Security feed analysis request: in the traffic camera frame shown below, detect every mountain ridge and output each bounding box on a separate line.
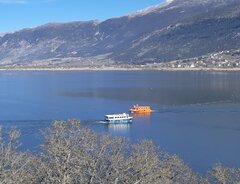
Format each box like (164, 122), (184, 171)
(1, 0), (240, 67)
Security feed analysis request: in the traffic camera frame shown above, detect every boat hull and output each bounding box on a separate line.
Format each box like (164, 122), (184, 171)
(129, 105), (151, 114)
(130, 109), (151, 113)
(105, 118), (133, 124)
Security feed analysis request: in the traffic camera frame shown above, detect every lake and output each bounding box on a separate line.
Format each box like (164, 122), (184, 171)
(0, 70), (240, 173)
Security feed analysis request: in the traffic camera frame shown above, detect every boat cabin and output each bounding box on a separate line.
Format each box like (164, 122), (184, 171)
(105, 113), (133, 124)
(129, 104), (151, 113)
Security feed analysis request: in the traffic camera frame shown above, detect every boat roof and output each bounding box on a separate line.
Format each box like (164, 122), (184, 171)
(133, 105), (150, 107)
(105, 113), (128, 117)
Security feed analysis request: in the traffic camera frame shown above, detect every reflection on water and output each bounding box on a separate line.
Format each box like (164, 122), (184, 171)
(132, 112), (151, 118)
(107, 124), (130, 133)
(61, 71), (240, 105)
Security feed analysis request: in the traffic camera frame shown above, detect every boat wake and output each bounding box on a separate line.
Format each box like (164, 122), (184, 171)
(95, 121), (108, 124)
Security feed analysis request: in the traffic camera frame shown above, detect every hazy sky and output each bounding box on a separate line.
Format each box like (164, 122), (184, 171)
(0, 0), (164, 32)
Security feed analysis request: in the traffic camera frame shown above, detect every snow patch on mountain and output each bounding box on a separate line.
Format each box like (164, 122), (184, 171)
(0, 33), (7, 37)
(128, 0), (175, 18)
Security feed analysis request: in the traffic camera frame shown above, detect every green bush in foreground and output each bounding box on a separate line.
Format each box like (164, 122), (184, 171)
(0, 120), (239, 184)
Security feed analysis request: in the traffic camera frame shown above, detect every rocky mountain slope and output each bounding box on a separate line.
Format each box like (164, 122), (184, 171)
(0, 0), (240, 67)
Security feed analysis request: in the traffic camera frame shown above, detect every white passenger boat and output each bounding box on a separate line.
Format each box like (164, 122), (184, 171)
(105, 113), (133, 124)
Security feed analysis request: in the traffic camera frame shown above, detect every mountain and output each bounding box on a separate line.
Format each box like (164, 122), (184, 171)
(0, 33), (7, 37)
(0, 0), (240, 67)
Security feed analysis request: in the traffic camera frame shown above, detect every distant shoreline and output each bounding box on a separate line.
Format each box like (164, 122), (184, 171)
(1, 67), (240, 72)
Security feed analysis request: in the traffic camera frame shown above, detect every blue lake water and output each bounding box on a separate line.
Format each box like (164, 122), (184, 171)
(0, 70), (240, 173)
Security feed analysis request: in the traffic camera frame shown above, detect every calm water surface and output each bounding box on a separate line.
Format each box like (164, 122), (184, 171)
(0, 71), (240, 173)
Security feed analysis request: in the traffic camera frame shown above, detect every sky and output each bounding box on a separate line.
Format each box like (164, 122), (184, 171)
(0, 0), (164, 33)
